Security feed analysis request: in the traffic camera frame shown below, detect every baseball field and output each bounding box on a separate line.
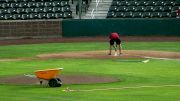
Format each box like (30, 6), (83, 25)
(0, 37), (180, 101)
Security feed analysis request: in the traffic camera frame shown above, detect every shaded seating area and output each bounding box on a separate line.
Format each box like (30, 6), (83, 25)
(0, 0), (73, 20)
(107, 0), (180, 18)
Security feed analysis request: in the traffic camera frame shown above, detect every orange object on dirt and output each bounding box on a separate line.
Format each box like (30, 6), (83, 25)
(35, 68), (63, 80)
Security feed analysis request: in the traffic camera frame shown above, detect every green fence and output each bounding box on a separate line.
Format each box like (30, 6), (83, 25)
(62, 19), (180, 37)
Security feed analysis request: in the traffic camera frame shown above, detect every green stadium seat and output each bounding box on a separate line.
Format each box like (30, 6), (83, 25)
(6, 0), (16, 2)
(150, 12), (161, 18)
(160, 12), (171, 18)
(44, 7), (54, 13)
(38, 13), (47, 19)
(55, 12), (64, 18)
(111, 1), (120, 6)
(155, 1), (164, 6)
(22, 14), (30, 19)
(124, 12), (133, 18)
(0, 0), (7, 3)
(115, 12), (124, 18)
(137, 1), (146, 6)
(11, 3), (20, 8)
(61, 1), (69, 7)
(35, 8), (44, 13)
(106, 11), (115, 18)
(0, 4), (3, 9)
(53, 7), (63, 13)
(13, 14), (22, 19)
(0, 9), (9, 14)
(153, 6), (164, 12)
(62, 6), (71, 12)
(175, 1), (180, 6)
(36, 2), (44, 7)
(120, 1), (128, 6)
(133, 12), (142, 18)
(164, 1), (175, 6)
(45, 2), (54, 7)
(28, 2), (37, 8)
(128, 1), (138, 6)
(47, 13), (56, 19)
(5, 14), (14, 19)
(142, 12), (151, 18)
(3, 3), (11, 8)
(53, 1), (62, 7)
(26, 8), (35, 13)
(163, 6), (172, 12)
(170, 12), (177, 18)
(17, 8), (26, 13)
(109, 6), (119, 12)
(126, 6), (136, 12)
(145, 1), (156, 6)
(172, 6), (180, 12)
(0, 14), (5, 20)
(118, 6), (126, 12)
(19, 2), (29, 8)
(144, 6), (154, 12)
(63, 11), (72, 18)
(8, 8), (18, 14)
(30, 13), (39, 19)
(135, 6), (145, 12)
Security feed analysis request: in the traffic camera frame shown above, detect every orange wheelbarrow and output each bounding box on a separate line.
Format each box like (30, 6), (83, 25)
(35, 68), (63, 87)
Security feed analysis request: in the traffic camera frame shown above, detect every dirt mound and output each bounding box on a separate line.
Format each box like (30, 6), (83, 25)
(0, 75), (118, 85)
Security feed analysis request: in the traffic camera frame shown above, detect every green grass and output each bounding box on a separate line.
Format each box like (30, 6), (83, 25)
(0, 42), (180, 58)
(0, 42), (180, 101)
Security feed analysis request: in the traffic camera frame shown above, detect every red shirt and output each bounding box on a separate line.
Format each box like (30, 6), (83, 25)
(178, 9), (180, 16)
(109, 32), (120, 39)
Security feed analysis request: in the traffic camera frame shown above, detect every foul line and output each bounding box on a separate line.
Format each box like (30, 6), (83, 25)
(63, 84), (180, 92)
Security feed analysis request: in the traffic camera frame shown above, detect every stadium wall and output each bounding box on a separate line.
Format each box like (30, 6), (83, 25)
(63, 19), (180, 37)
(0, 20), (62, 40)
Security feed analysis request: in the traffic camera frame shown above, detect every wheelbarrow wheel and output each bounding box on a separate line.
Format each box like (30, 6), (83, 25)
(48, 78), (62, 87)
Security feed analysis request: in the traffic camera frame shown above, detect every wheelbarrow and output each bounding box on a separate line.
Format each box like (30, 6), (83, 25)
(35, 68), (63, 87)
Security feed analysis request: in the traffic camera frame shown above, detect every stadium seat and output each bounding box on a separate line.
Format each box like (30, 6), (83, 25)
(5, 14), (14, 19)
(175, 1), (180, 6)
(0, 14), (5, 20)
(163, 6), (172, 12)
(11, 3), (20, 8)
(150, 12), (161, 18)
(13, 14), (22, 19)
(0, 0), (7, 3)
(19, 2), (29, 8)
(119, 1), (129, 6)
(30, 13), (39, 19)
(55, 12), (64, 18)
(47, 13), (56, 19)
(118, 6), (126, 12)
(128, 1), (138, 6)
(0, 9), (9, 14)
(126, 6), (136, 12)
(28, 2), (37, 8)
(145, 1), (156, 6)
(26, 8), (35, 13)
(61, 1), (69, 7)
(164, 1), (175, 6)
(135, 6), (145, 12)
(111, 1), (120, 6)
(109, 6), (119, 12)
(15, 0), (24, 2)
(35, 7), (44, 13)
(45, 2), (54, 7)
(0, 4), (3, 9)
(53, 7), (63, 13)
(142, 12), (151, 18)
(155, 1), (164, 6)
(137, 1), (146, 6)
(63, 11), (72, 18)
(6, 0), (16, 2)
(17, 8), (26, 13)
(3, 3), (11, 8)
(38, 13), (47, 19)
(44, 7), (54, 13)
(172, 6), (180, 12)
(36, 2), (44, 7)
(153, 6), (164, 12)
(144, 6), (154, 12)
(160, 12), (171, 18)
(8, 8), (18, 14)
(115, 12), (124, 18)
(133, 12), (142, 18)
(106, 11), (115, 18)
(22, 14), (30, 19)
(62, 6), (71, 12)
(171, 12), (177, 17)
(124, 12), (133, 18)
(53, 1), (61, 6)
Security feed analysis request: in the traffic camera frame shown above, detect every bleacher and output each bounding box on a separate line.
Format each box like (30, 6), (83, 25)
(107, 0), (180, 18)
(0, 0), (72, 20)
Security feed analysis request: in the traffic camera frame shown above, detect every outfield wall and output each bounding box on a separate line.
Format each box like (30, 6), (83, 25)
(63, 19), (180, 37)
